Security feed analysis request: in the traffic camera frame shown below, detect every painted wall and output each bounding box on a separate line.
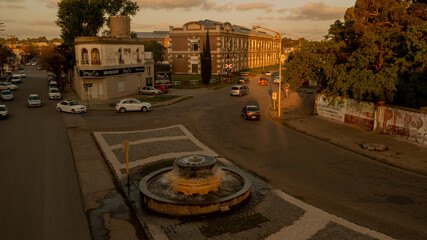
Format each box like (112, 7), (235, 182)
(316, 95), (375, 129)
(375, 105), (427, 145)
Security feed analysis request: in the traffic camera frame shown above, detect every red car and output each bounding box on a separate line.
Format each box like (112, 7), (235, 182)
(154, 85), (169, 93)
(258, 77), (268, 86)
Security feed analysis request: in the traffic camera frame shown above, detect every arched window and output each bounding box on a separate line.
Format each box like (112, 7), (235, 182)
(91, 48), (100, 64)
(81, 48), (88, 64)
(118, 48), (123, 64)
(136, 48), (141, 63)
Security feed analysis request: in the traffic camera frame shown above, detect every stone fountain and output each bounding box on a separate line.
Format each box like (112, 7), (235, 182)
(139, 155), (252, 216)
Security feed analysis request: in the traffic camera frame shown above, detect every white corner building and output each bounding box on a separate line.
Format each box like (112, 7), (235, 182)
(73, 16), (154, 100)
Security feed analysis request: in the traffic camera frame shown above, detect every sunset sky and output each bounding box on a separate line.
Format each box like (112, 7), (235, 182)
(0, 0), (355, 41)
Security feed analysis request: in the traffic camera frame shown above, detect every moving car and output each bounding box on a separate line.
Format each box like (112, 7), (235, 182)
(115, 98), (152, 113)
(0, 82), (17, 90)
(259, 77), (268, 86)
(10, 75), (21, 84)
(0, 105), (8, 119)
(56, 100), (87, 114)
(241, 105), (260, 120)
(265, 71), (272, 76)
(273, 76), (282, 84)
(48, 88), (62, 100)
(18, 71), (26, 78)
(139, 86), (162, 95)
(28, 94), (42, 107)
(231, 85), (249, 96)
(237, 77), (250, 84)
(1, 90), (13, 101)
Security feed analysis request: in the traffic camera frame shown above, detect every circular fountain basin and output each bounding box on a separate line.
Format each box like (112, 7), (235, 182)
(139, 166), (252, 216)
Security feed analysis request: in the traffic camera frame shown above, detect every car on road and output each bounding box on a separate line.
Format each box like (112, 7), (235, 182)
(139, 86), (162, 95)
(115, 98), (152, 113)
(4, 71), (12, 80)
(231, 85), (249, 96)
(48, 88), (62, 100)
(0, 82), (17, 90)
(56, 100), (87, 114)
(10, 75), (21, 84)
(36, 65), (44, 70)
(237, 77), (250, 84)
(265, 71), (272, 76)
(0, 105), (8, 119)
(259, 77), (268, 86)
(241, 105), (260, 120)
(273, 76), (282, 84)
(28, 94), (42, 107)
(0, 76), (8, 82)
(154, 85), (169, 93)
(48, 81), (58, 89)
(18, 65), (24, 70)
(1, 90), (14, 101)
(18, 71), (26, 78)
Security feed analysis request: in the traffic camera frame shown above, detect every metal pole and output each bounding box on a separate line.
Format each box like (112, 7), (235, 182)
(125, 140), (129, 186)
(278, 35), (282, 118)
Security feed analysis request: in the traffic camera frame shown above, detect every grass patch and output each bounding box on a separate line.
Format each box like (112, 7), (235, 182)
(200, 213), (269, 237)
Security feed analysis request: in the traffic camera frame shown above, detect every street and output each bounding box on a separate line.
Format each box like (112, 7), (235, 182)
(1, 68), (426, 240)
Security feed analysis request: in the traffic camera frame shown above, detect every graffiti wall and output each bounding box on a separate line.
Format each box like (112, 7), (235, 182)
(375, 106), (427, 145)
(317, 95), (376, 129)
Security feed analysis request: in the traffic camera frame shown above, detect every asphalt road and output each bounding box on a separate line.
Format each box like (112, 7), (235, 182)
(62, 77), (427, 240)
(0, 66), (91, 240)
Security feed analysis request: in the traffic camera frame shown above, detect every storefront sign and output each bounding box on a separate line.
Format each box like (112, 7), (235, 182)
(79, 66), (145, 78)
(154, 72), (171, 84)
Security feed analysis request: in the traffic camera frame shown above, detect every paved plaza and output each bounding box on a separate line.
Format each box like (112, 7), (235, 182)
(93, 125), (395, 240)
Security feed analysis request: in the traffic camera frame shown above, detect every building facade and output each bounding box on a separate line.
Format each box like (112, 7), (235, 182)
(168, 20), (280, 75)
(73, 16), (154, 100)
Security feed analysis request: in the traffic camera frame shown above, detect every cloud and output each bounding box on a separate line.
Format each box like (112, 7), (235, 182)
(26, 20), (56, 26)
(235, 2), (273, 12)
(0, 0), (25, 2)
(37, 0), (59, 8)
(257, 16), (275, 21)
(201, 1), (233, 11)
(131, 23), (155, 29)
(137, 0), (207, 9)
(278, 2), (346, 21)
(6, 4), (25, 9)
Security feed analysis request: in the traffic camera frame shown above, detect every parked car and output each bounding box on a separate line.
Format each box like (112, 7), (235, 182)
(1, 90), (13, 101)
(115, 98), (152, 113)
(265, 71), (272, 76)
(241, 105), (261, 120)
(273, 76), (282, 84)
(139, 86), (162, 95)
(0, 82), (17, 90)
(48, 81), (58, 89)
(10, 75), (21, 84)
(4, 71), (12, 80)
(18, 71), (26, 78)
(0, 104), (8, 119)
(258, 77), (268, 86)
(237, 77), (250, 84)
(28, 94), (42, 107)
(56, 100), (87, 114)
(0, 76), (7, 82)
(48, 88), (62, 100)
(154, 85), (169, 93)
(231, 85), (249, 96)
(18, 65), (24, 70)
(36, 65), (44, 70)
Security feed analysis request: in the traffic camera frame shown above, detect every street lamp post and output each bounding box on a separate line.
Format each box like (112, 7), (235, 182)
(253, 26), (282, 118)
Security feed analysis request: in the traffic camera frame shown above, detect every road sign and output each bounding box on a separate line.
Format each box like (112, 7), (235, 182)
(285, 83), (290, 88)
(272, 92), (277, 100)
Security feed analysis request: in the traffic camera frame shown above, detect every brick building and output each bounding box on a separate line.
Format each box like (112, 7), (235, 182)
(168, 19), (280, 75)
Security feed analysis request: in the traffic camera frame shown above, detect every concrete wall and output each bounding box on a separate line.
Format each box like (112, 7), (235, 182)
(316, 95), (375, 129)
(374, 105), (427, 145)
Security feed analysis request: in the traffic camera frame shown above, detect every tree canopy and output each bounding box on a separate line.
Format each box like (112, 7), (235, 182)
(284, 0), (426, 108)
(201, 31), (212, 85)
(144, 40), (166, 65)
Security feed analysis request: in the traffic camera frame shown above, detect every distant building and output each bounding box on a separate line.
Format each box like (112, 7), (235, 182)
(136, 31), (169, 63)
(168, 19), (280, 75)
(73, 16), (154, 100)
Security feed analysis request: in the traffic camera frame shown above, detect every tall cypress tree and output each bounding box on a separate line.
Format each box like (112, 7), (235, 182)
(201, 30), (212, 85)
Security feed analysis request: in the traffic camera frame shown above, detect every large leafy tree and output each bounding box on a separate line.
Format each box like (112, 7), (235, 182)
(200, 31), (212, 85)
(285, 0), (426, 107)
(144, 40), (167, 65)
(0, 44), (13, 75)
(40, 47), (66, 90)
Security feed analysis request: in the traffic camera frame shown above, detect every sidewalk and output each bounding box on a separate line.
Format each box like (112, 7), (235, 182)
(269, 89), (427, 176)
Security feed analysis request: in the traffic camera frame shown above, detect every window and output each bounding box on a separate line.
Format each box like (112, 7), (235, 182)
(146, 77), (153, 86)
(118, 48), (123, 64)
(177, 55), (183, 59)
(91, 48), (100, 64)
(136, 48), (141, 63)
(192, 64), (198, 73)
(191, 43), (199, 51)
(81, 48), (88, 64)
(118, 81), (125, 92)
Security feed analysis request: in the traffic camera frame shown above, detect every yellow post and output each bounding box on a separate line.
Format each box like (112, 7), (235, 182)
(125, 140), (129, 186)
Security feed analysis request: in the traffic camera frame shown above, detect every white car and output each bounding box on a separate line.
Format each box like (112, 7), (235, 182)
(0, 82), (17, 90)
(230, 85), (249, 96)
(265, 71), (272, 76)
(1, 90), (13, 100)
(0, 105), (8, 119)
(48, 88), (62, 100)
(56, 100), (87, 114)
(28, 94), (42, 107)
(273, 76), (282, 84)
(18, 71), (26, 78)
(115, 98), (152, 113)
(10, 75), (21, 84)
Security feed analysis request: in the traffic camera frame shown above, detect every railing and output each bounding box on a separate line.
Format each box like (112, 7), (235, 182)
(81, 60), (89, 65)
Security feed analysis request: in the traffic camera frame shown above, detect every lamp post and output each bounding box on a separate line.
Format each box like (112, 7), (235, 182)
(253, 26), (282, 118)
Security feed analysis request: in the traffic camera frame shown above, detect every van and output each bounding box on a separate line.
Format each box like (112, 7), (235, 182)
(230, 85), (249, 96)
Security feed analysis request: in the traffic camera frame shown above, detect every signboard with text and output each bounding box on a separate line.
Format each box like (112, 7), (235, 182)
(78, 66), (145, 78)
(154, 72), (171, 84)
